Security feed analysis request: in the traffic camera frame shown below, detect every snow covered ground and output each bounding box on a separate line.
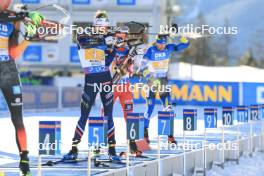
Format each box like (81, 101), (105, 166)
(0, 103), (263, 175)
(208, 153), (264, 176)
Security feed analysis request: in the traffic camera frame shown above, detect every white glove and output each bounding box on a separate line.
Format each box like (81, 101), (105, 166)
(105, 36), (115, 46)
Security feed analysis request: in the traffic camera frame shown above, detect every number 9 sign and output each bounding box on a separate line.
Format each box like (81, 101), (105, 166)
(222, 107), (233, 126)
(158, 111), (175, 135)
(88, 117), (108, 147)
(126, 113), (144, 140)
(204, 108), (217, 128)
(183, 109), (197, 131)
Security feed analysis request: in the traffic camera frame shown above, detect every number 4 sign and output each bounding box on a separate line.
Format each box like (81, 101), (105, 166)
(183, 109), (197, 131)
(158, 111), (175, 136)
(126, 113), (144, 140)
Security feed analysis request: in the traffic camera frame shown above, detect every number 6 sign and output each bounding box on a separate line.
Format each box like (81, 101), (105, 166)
(126, 113), (144, 140)
(183, 109), (197, 131)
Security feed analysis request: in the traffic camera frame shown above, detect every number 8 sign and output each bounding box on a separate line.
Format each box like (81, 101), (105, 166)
(126, 113), (144, 140)
(183, 109), (197, 131)
(222, 107), (233, 126)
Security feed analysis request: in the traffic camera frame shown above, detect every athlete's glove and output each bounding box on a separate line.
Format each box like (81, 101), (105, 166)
(28, 11), (44, 26)
(142, 68), (150, 78)
(153, 79), (161, 87)
(179, 36), (189, 44)
(114, 66), (121, 74)
(25, 23), (37, 37)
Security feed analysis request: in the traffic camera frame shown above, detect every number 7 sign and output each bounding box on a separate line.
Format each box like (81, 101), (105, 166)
(158, 111), (175, 135)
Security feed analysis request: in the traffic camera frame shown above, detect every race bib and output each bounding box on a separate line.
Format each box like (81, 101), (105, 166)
(79, 48), (106, 68)
(149, 60), (169, 73)
(0, 37), (10, 62)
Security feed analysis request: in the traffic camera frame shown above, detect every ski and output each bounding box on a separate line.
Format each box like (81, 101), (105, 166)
(41, 158), (88, 166)
(93, 158), (127, 168)
(119, 151), (150, 159)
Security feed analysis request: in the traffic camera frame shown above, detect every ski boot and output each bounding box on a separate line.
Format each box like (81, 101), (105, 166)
(168, 135), (177, 145)
(108, 146), (121, 162)
(163, 105), (173, 112)
(129, 140), (142, 157)
(63, 146), (78, 161)
(19, 151), (31, 176)
(144, 128), (150, 144)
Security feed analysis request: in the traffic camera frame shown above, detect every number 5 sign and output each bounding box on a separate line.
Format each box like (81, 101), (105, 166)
(126, 113), (144, 140)
(183, 109), (197, 131)
(222, 107), (234, 126)
(158, 111), (175, 135)
(88, 117), (107, 147)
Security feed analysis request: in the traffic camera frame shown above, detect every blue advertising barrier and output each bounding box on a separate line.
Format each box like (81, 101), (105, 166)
(131, 78), (239, 106)
(242, 82), (264, 105)
(70, 46), (80, 63)
(1, 80), (264, 111)
(21, 0), (40, 3)
(72, 0), (90, 4)
(61, 87), (82, 108)
(22, 86), (58, 109)
(23, 45), (42, 62)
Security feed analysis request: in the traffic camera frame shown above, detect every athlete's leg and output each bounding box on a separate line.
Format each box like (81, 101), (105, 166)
(118, 84), (141, 155)
(160, 92), (172, 109)
(119, 83), (133, 120)
(159, 77), (172, 109)
(64, 77), (98, 160)
(2, 83), (30, 175)
(99, 75), (117, 157)
(72, 85), (97, 146)
(159, 78), (176, 144)
(143, 89), (156, 144)
(144, 89), (156, 129)
(100, 88), (118, 117)
(2, 84), (27, 152)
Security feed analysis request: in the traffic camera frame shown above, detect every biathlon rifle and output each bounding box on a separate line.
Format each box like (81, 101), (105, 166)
(0, 4), (71, 41)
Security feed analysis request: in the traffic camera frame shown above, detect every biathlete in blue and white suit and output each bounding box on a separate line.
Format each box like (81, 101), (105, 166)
(140, 34), (190, 145)
(64, 11), (120, 161)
